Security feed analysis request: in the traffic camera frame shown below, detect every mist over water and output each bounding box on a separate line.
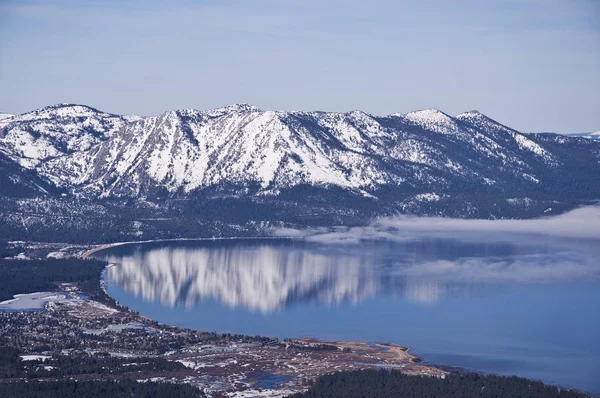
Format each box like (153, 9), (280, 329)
(98, 208), (600, 393)
(103, 238), (599, 311)
(274, 206), (600, 243)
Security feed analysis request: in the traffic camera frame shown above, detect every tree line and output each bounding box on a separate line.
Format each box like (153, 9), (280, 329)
(287, 369), (590, 398)
(0, 258), (107, 302)
(0, 379), (204, 398)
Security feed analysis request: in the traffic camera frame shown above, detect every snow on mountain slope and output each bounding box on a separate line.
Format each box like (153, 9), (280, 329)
(589, 131), (600, 140)
(536, 131), (600, 142)
(405, 108), (461, 135)
(2, 103), (598, 204)
(0, 151), (59, 197)
(0, 113), (14, 120)
(456, 110), (554, 163)
(570, 131), (600, 141)
(73, 108), (401, 197)
(397, 109), (551, 175)
(0, 104), (130, 168)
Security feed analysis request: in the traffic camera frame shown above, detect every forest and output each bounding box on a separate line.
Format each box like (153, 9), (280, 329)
(0, 379), (204, 398)
(0, 347), (187, 379)
(0, 257), (106, 301)
(0, 347), (204, 397)
(288, 369), (590, 398)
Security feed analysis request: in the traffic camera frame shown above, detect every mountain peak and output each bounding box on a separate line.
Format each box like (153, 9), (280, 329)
(43, 103), (99, 112)
(203, 103), (261, 117)
(221, 103), (261, 113)
(457, 109), (483, 117)
(347, 110), (375, 120)
(23, 103), (112, 120)
(454, 110), (516, 134)
(405, 108), (452, 120)
(403, 108), (458, 134)
(406, 107), (445, 114)
(455, 110), (492, 121)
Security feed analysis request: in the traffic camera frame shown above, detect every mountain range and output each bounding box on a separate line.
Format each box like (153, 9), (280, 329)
(554, 131), (600, 140)
(1, 103), (599, 243)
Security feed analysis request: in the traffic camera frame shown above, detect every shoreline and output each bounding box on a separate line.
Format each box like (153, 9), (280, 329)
(82, 238), (443, 389)
(79, 238), (597, 397)
(1, 283), (448, 396)
(84, 239), (424, 360)
(81, 236), (293, 259)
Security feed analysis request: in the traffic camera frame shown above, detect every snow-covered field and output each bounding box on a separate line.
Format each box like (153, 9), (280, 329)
(84, 323), (151, 335)
(20, 354), (51, 361)
(0, 292), (78, 311)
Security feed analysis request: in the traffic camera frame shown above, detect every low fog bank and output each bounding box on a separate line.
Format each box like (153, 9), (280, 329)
(397, 252), (598, 285)
(273, 206), (600, 244)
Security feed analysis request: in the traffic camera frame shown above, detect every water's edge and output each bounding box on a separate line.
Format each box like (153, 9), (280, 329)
(86, 238), (598, 396)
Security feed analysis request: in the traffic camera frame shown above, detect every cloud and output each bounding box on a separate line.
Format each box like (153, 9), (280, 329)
(270, 206), (600, 296)
(273, 206), (600, 244)
(398, 251), (598, 284)
(99, 207), (600, 311)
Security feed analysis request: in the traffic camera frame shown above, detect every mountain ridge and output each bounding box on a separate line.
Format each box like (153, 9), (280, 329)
(1, 103), (599, 243)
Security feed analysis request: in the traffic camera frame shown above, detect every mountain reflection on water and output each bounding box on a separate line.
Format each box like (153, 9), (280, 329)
(102, 238), (600, 313)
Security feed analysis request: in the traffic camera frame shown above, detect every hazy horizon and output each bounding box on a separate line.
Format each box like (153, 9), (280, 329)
(1, 0), (599, 133)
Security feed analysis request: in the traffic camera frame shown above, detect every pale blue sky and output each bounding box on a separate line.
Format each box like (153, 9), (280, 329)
(0, 0), (598, 132)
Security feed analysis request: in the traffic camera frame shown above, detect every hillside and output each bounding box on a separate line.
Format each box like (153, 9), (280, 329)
(1, 104), (599, 242)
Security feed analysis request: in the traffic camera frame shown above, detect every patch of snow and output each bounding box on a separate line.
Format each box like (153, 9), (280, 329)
(228, 389), (298, 398)
(512, 132), (551, 159)
(404, 108), (460, 135)
(506, 197), (533, 206)
(20, 355), (51, 361)
(47, 251), (67, 259)
(414, 193), (441, 202)
(176, 359), (210, 370)
(455, 110), (487, 119)
(5, 252), (30, 260)
(521, 173), (540, 183)
(85, 300), (119, 313)
(580, 131), (600, 140)
(0, 292), (69, 311)
(84, 323), (149, 335)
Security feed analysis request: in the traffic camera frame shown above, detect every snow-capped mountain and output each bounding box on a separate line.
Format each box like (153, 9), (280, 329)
(0, 104), (137, 169)
(1, 103), (599, 242)
(539, 131), (600, 141)
(0, 104), (571, 195)
(570, 131), (600, 141)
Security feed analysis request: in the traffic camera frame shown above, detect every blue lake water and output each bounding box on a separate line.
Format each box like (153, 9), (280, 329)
(96, 237), (600, 393)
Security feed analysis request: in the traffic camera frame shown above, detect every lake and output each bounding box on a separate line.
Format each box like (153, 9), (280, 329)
(96, 236), (600, 393)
